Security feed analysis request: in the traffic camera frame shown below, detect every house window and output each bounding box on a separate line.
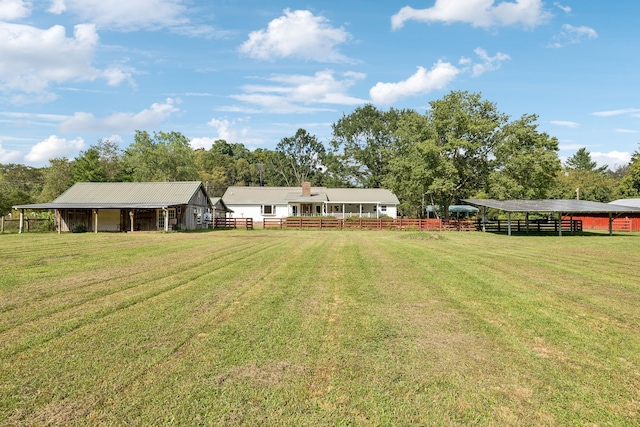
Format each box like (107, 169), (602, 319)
(381, 205), (387, 212)
(261, 205), (276, 215)
(158, 208), (176, 228)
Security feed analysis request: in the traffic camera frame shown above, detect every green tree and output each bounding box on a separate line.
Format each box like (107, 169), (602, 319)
(488, 114), (561, 199)
(274, 129), (326, 186)
(384, 111), (439, 216)
(73, 147), (107, 182)
(617, 145), (640, 197)
(0, 164), (44, 206)
(330, 104), (407, 187)
(565, 147), (608, 173)
(426, 91), (508, 216)
(552, 169), (618, 202)
(122, 131), (199, 182)
(38, 158), (75, 202)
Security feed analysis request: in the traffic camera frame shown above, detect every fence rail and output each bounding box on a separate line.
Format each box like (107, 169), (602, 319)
(262, 217), (477, 231)
(479, 219), (582, 233)
(214, 218), (253, 230)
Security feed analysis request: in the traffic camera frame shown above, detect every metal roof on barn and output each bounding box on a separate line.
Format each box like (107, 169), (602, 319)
(13, 181), (208, 210)
(462, 199), (640, 214)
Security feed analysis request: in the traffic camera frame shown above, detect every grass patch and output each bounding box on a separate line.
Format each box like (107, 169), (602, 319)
(1, 230), (639, 425)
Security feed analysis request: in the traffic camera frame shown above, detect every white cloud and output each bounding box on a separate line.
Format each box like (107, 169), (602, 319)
(554, 2), (571, 13)
(240, 9), (352, 62)
(0, 0), (31, 20)
(370, 61), (460, 104)
(391, 0), (552, 30)
(24, 135), (84, 164)
(189, 136), (218, 150)
(59, 98), (180, 133)
(206, 118), (249, 144)
(227, 70), (366, 114)
(0, 22), (132, 98)
(0, 142), (22, 163)
(551, 120), (580, 128)
(469, 47), (510, 76)
(591, 151), (631, 169)
(50, 0), (188, 31)
(48, 0), (66, 14)
(615, 129), (640, 134)
(549, 24), (598, 48)
(592, 108), (640, 117)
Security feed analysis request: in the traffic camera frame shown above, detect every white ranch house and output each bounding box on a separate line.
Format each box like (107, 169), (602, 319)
(222, 182), (399, 222)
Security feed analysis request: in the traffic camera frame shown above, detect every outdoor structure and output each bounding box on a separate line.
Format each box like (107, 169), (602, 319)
(13, 181), (213, 233)
(566, 199), (640, 232)
(222, 183), (400, 222)
(209, 197), (233, 220)
(463, 199), (640, 236)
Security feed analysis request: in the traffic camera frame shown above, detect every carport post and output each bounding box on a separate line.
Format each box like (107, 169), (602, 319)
(609, 212), (613, 236)
(558, 212), (562, 236)
(507, 212), (512, 236)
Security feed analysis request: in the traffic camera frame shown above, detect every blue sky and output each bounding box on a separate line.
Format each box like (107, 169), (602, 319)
(1, 0), (639, 169)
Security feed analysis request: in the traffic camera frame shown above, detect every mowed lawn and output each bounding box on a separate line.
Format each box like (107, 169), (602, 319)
(1, 230), (640, 426)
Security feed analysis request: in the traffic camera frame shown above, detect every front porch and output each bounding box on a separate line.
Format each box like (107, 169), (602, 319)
(288, 202), (390, 218)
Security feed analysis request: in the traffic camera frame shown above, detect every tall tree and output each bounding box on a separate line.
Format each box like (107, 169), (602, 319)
(565, 147), (608, 173)
(73, 147), (107, 182)
(617, 144), (640, 197)
(330, 104), (407, 187)
(488, 114), (561, 199)
(38, 158), (75, 202)
(274, 129), (326, 186)
(427, 91), (508, 215)
(384, 111), (439, 216)
(122, 131), (199, 182)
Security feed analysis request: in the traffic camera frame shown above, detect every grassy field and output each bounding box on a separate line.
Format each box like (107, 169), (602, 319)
(1, 229), (639, 426)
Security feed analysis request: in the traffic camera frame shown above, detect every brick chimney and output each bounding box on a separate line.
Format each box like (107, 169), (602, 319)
(302, 182), (311, 197)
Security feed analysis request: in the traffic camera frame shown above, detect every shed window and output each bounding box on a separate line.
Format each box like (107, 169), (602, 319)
(158, 208), (176, 228)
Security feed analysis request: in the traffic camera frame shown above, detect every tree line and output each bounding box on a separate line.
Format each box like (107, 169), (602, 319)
(2, 91), (640, 217)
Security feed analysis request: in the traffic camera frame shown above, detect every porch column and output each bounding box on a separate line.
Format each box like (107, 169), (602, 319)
(359, 204), (362, 217)
(376, 203), (380, 219)
(94, 209), (98, 233)
(164, 208), (169, 232)
(130, 211), (134, 232)
(19, 209), (24, 234)
(507, 212), (512, 236)
(342, 204), (345, 219)
(1, 215), (4, 233)
(56, 209), (61, 234)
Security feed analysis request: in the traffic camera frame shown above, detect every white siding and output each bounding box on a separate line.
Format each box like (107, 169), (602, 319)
(227, 204), (288, 222)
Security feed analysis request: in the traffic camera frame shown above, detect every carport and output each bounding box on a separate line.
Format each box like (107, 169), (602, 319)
(462, 199), (640, 236)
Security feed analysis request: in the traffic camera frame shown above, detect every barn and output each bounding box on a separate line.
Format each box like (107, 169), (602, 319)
(13, 181), (213, 233)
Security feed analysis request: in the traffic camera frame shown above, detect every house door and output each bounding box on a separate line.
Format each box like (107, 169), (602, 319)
(301, 204), (312, 216)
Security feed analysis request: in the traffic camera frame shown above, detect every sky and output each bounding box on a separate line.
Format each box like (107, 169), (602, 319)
(1, 0), (639, 170)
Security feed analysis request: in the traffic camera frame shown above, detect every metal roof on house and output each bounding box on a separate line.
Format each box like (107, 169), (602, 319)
(222, 186), (400, 205)
(14, 181), (208, 210)
(463, 199), (640, 214)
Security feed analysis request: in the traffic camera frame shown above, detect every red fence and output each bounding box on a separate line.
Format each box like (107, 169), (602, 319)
(262, 217), (476, 231)
(564, 216), (640, 232)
